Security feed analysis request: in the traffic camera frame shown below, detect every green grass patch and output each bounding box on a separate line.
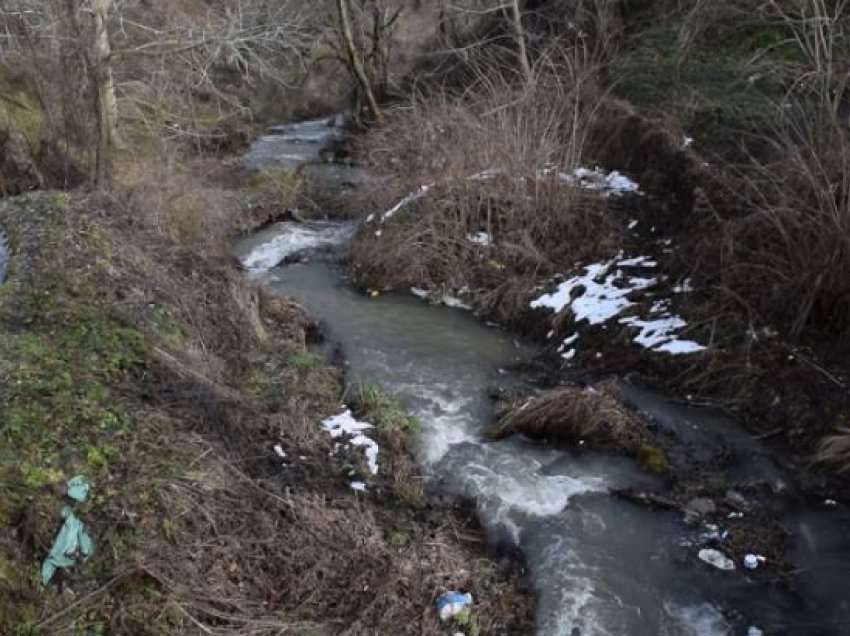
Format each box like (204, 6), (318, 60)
(349, 383), (419, 438)
(0, 316), (146, 489)
(614, 20), (793, 151)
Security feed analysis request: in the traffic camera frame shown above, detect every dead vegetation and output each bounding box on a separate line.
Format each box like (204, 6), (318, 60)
(0, 189), (532, 634)
(345, 0), (850, 477)
(494, 381), (651, 455)
(350, 41), (631, 324)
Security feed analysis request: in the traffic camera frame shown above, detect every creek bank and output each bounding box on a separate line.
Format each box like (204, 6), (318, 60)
(252, 111), (850, 632)
(237, 215), (850, 635)
(0, 184), (531, 632)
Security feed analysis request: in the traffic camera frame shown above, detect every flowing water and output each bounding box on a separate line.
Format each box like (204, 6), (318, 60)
(234, 119), (850, 636)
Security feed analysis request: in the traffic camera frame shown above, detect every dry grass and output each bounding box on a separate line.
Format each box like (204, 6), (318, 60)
(817, 428), (850, 473)
(350, 48), (629, 324)
(0, 190), (532, 635)
(494, 381), (649, 452)
(696, 1), (850, 339)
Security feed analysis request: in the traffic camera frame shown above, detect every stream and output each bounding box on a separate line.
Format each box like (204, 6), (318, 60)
(234, 118), (850, 636)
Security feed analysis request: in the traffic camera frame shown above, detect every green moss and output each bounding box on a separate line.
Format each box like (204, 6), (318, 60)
(614, 21), (792, 150)
(0, 85), (45, 146)
(287, 351), (323, 371)
(0, 315), (146, 523)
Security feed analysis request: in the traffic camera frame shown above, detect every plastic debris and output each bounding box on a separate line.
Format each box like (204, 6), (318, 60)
(698, 548), (736, 571)
(41, 507), (95, 584)
(748, 627), (765, 636)
(744, 554), (767, 570)
(436, 591), (473, 621)
(66, 475), (90, 502)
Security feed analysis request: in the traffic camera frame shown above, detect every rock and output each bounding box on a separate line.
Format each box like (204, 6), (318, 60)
(724, 489), (751, 511)
(684, 497), (716, 523)
(698, 548), (736, 571)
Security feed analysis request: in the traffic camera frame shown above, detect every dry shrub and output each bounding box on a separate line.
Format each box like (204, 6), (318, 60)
(700, 0), (850, 339)
(351, 48), (629, 324)
(494, 381), (648, 452)
(141, 444), (530, 636)
(116, 158), (237, 250)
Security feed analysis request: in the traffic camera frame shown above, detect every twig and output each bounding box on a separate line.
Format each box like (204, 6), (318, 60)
(36, 572), (130, 628)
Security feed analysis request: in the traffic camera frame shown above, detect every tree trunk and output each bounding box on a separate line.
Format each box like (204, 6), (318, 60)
(336, 0), (382, 123)
(91, 0), (118, 186)
(510, 0), (532, 84)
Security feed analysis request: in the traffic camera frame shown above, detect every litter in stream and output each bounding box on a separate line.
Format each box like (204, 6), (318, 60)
(698, 548), (736, 571)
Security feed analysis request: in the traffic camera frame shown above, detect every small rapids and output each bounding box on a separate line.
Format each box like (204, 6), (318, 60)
(233, 118), (850, 636)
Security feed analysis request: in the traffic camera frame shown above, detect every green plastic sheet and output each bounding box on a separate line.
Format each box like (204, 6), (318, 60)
(41, 476), (94, 584)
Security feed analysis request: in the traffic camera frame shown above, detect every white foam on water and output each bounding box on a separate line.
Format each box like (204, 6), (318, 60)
(535, 535), (611, 636)
(460, 449), (608, 519)
(238, 222), (353, 272)
(662, 602), (731, 636)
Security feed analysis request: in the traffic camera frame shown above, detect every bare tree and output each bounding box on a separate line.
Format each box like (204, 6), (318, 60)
(509, 0), (532, 84)
(336, 0), (382, 122)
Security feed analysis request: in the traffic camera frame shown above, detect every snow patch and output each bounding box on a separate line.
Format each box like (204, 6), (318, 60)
(369, 184), (433, 224)
(321, 409), (379, 475)
(532, 255), (705, 356)
(559, 167), (642, 196)
(530, 259), (656, 323)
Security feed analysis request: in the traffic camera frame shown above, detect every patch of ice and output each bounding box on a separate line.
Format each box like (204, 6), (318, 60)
(467, 231), (492, 247)
(321, 409), (379, 475)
